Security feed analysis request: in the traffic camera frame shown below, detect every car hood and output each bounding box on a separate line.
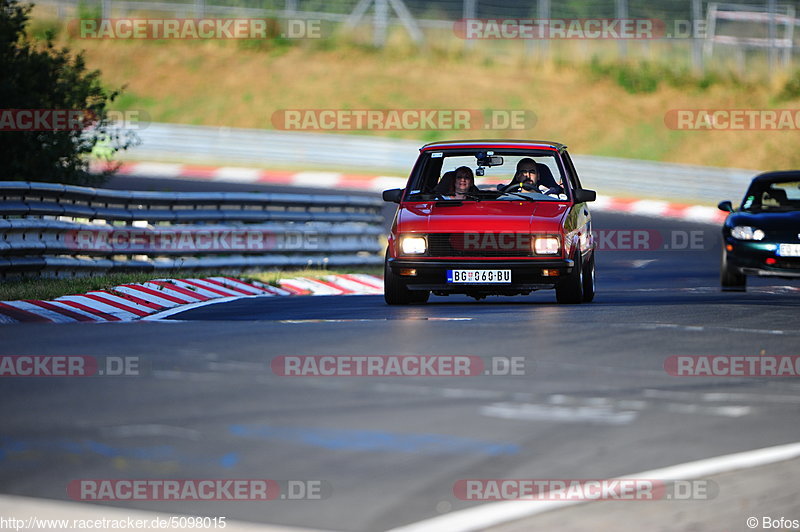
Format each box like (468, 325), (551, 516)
(728, 210), (800, 232)
(397, 201), (568, 233)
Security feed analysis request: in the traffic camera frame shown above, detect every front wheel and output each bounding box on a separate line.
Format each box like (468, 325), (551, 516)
(556, 251), (584, 304)
(721, 249), (746, 292)
(384, 256), (430, 305)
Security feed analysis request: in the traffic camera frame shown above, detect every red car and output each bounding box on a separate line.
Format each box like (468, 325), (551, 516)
(382, 140), (597, 304)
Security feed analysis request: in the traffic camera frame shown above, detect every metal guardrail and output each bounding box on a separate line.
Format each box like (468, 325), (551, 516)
(127, 122), (759, 204)
(0, 182), (384, 279)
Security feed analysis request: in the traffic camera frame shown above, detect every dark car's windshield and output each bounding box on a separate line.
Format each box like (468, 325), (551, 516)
(406, 150), (569, 202)
(741, 179), (800, 212)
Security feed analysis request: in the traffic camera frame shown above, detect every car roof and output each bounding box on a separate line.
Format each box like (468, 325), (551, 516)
(420, 140), (567, 153)
(751, 170), (800, 183)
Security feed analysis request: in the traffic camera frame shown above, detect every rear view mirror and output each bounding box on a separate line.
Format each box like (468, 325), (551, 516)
(717, 200), (733, 212)
(476, 155), (503, 167)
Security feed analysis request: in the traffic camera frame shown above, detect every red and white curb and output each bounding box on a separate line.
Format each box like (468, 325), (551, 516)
(102, 161), (728, 225)
(0, 274), (383, 324)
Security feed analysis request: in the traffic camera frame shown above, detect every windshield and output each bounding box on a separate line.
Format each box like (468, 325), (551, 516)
(406, 150), (569, 202)
(741, 179), (800, 211)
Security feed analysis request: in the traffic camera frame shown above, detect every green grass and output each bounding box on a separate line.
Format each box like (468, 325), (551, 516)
(0, 268), (383, 302)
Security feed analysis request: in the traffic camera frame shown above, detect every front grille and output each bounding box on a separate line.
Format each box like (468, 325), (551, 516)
(426, 233), (535, 257)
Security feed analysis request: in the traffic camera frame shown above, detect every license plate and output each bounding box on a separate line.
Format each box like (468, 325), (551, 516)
(778, 244), (800, 257)
(447, 269), (511, 283)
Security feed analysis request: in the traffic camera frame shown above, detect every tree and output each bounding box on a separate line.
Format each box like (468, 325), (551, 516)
(0, 0), (136, 185)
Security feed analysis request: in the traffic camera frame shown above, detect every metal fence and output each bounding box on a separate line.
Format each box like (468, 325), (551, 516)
(34, 0), (800, 75)
(0, 182), (384, 279)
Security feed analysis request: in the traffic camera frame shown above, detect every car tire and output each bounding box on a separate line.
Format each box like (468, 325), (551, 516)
(384, 254), (430, 305)
(720, 249), (746, 292)
(556, 250), (584, 304)
(582, 251), (595, 303)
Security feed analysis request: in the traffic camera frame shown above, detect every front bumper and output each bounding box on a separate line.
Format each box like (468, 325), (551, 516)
(388, 258), (575, 293)
(725, 240), (800, 279)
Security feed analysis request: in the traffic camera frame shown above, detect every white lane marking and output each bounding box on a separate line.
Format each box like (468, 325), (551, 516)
(630, 259), (658, 268)
(323, 275), (382, 295)
(128, 162), (184, 177)
(291, 171), (342, 187)
(644, 389), (800, 404)
(480, 402), (638, 425)
(180, 278), (251, 296)
(140, 282), (205, 302)
(113, 285), (182, 308)
(386, 441), (800, 532)
(368, 176), (407, 192)
(0, 493), (327, 532)
(37, 299), (105, 321)
(664, 403), (752, 417)
(56, 295), (139, 320)
(142, 295), (259, 320)
(213, 167), (262, 182)
(613, 322), (791, 336)
(0, 301), (78, 323)
(346, 274), (385, 290)
(278, 278), (343, 295)
(207, 276), (282, 295)
(682, 205), (723, 222)
(101, 424), (202, 440)
(628, 200), (670, 215)
(85, 291), (158, 314)
(161, 279), (231, 299)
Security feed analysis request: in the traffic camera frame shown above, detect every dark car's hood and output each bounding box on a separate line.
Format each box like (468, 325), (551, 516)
(728, 210), (800, 233)
(397, 201), (568, 233)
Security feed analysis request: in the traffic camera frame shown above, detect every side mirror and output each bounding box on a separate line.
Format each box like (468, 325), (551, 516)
(573, 189), (596, 203)
(717, 200), (733, 212)
(382, 188), (403, 203)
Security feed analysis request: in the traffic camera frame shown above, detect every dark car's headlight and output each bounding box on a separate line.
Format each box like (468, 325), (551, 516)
(400, 235), (427, 254)
(731, 226), (765, 241)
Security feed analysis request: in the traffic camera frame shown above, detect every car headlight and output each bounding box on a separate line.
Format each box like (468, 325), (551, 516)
(400, 235), (427, 254)
(731, 226), (765, 241)
(533, 236), (560, 255)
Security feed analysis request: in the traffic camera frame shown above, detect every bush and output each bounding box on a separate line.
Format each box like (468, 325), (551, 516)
(588, 57), (719, 94)
(0, 0), (136, 185)
(777, 70), (800, 101)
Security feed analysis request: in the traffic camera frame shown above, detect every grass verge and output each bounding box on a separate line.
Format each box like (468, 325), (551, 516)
(0, 268), (383, 302)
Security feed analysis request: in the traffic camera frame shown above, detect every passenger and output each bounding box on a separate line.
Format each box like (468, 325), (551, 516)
(434, 166), (479, 199)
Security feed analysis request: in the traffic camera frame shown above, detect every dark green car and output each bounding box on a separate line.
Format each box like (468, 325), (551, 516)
(718, 171), (800, 291)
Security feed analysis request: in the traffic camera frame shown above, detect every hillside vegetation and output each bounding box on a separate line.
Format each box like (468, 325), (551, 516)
(30, 12), (800, 171)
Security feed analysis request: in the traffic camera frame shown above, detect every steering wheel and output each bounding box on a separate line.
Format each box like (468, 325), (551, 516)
(503, 183), (537, 193)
